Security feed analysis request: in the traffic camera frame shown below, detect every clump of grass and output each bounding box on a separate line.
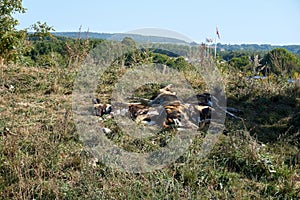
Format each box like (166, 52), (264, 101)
(224, 67), (300, 144)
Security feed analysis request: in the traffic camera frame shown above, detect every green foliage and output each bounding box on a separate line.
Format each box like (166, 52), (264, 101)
(220, 48), (300, 76)
(35, 52), (64, 67)
(0, 0), (28, 64)
(27, 36), (67, 67)
(262, 48), (300, 75)
(0, 30), (32, 64)
(24, 35), (104, 67)
(30, 21), (55, 40)
(0, 1), (62, 66)
(0, 0), (25, 32)
(151, 52), (189, 70)
(0, 1), (55, 65)
(152, 53), (170, 64)
(121, 36), (136, 48)
(229, 55), (250, 70)
(174, 56), (189, 70)
(218, 43), (300, 55)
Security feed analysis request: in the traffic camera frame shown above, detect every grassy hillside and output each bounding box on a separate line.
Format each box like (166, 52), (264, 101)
(0, 56), (299, 199)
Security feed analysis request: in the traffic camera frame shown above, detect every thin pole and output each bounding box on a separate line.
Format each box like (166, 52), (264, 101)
(207, 43), (210, 57)
(214, 37), (217, 59)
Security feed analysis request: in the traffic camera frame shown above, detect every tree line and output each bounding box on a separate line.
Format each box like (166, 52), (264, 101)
(1, 0), (300, 79)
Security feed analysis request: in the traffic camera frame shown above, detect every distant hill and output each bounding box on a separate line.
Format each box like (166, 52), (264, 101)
(52, 32), (300, 55)
(52, 32), (190, 44)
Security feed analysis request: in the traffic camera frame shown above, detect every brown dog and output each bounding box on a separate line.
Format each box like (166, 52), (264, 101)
(92, 98), (112, 117)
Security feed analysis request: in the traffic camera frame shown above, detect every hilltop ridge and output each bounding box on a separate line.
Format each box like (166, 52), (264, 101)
(52, 32), (300, 54)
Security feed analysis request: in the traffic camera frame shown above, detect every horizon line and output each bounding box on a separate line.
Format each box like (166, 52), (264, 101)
(50, 31), (300, 46)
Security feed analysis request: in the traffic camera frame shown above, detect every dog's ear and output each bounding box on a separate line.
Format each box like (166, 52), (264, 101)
(94, 106), (104, 116)
(92, 98), (100, 104)
(105, 104), (112, 114)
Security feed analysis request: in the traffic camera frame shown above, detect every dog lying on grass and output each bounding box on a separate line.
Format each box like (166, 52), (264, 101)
(115, 84), (213, 130)
(93, 84), (213, 130)
(92, 98), (112, 119)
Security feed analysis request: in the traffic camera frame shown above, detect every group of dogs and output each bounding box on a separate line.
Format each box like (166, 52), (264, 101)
(92, 84), (214, 131)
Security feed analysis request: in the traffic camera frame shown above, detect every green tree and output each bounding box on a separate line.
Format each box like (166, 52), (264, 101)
(121, 37), (136, 48)
(0, 1), (55, 65)
(262, 48), (300, 75)
(174, 57), (189, 70)
(30, 21), (55, 40)
(0, 0), (28, 64)
(229, 55), (251, 70)
(27, 21), (61, 67)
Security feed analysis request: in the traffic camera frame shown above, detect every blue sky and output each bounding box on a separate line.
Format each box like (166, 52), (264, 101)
(16, 0), (300, 45)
